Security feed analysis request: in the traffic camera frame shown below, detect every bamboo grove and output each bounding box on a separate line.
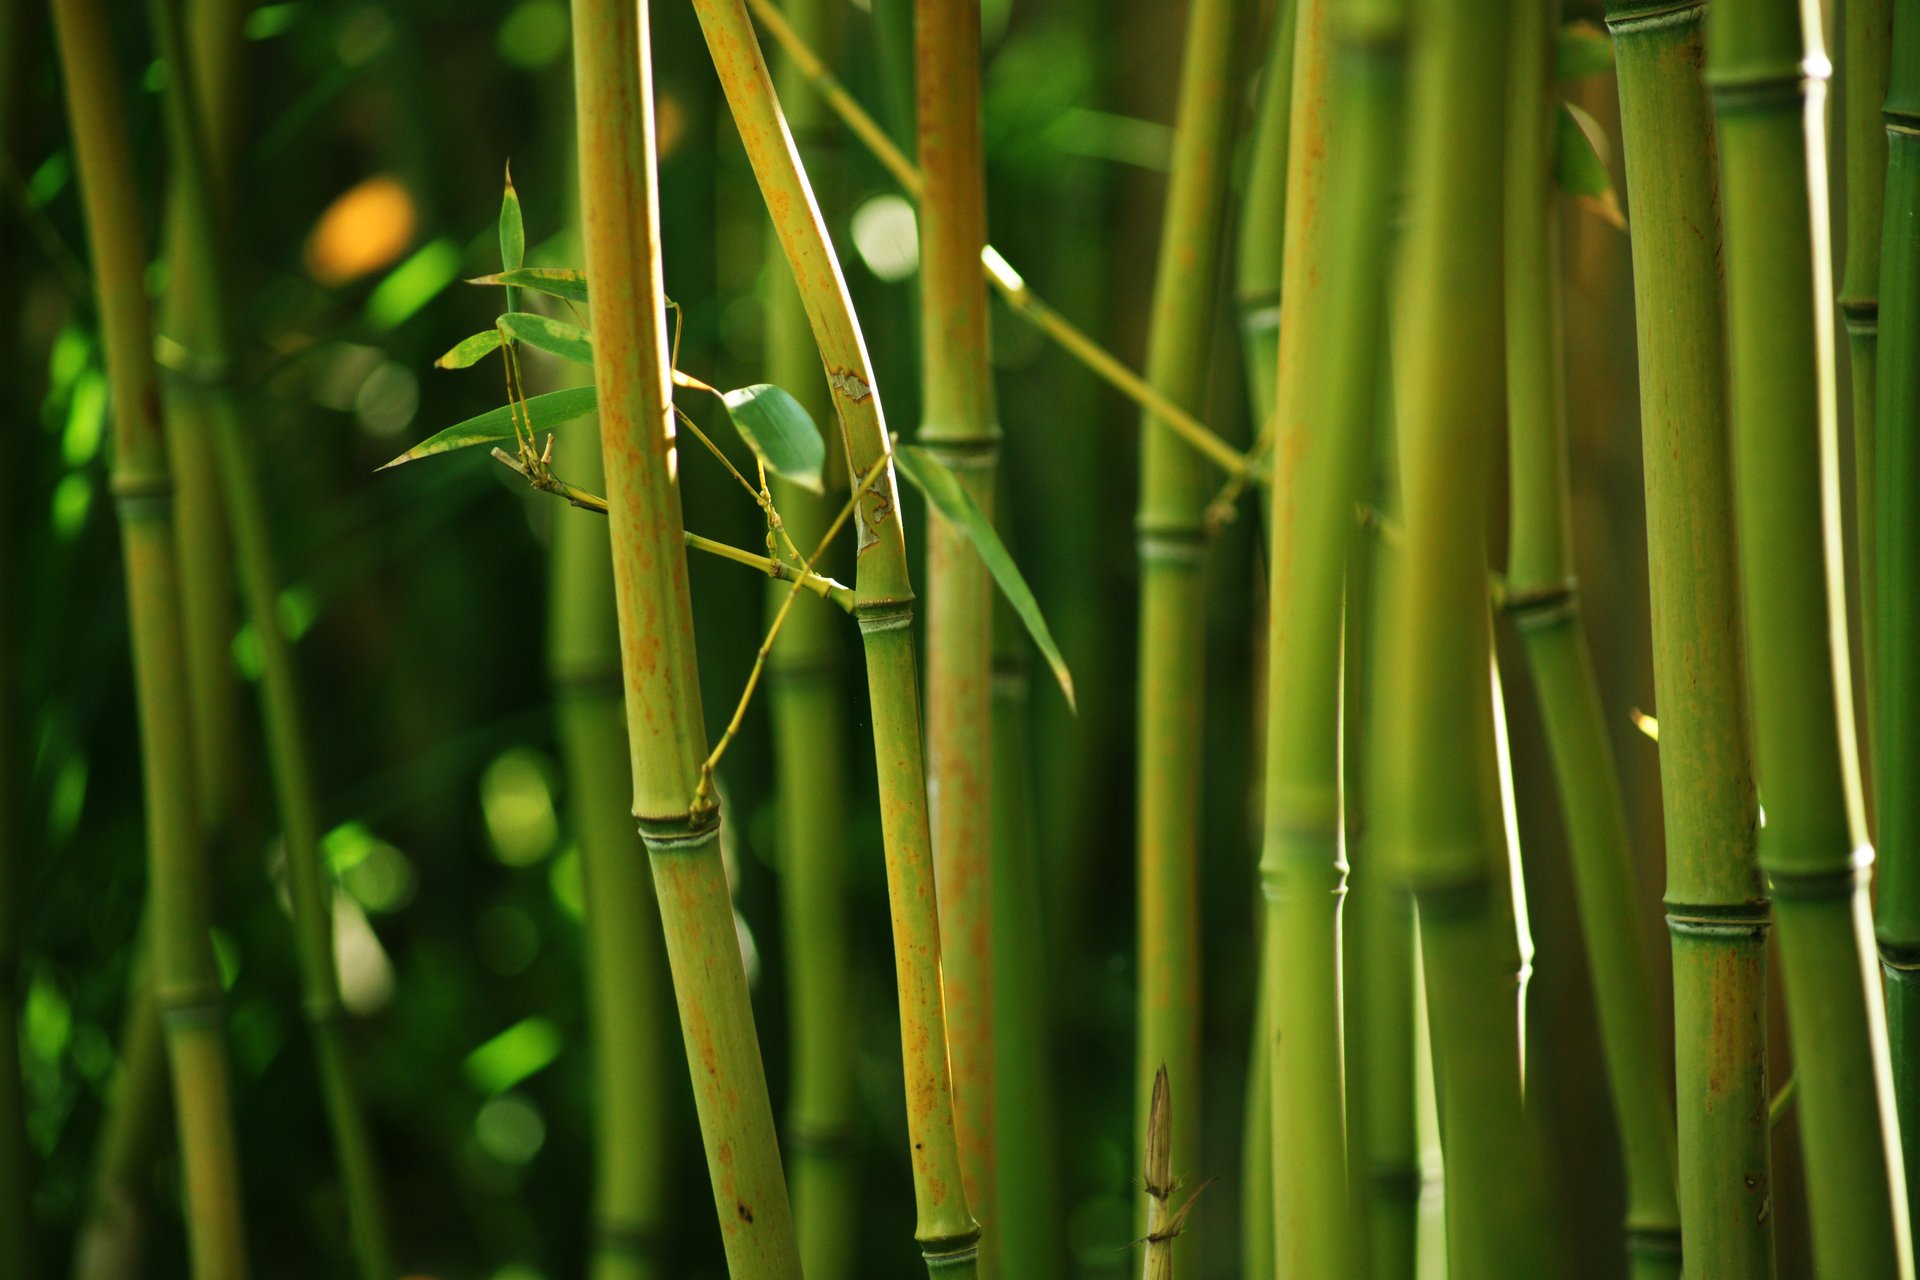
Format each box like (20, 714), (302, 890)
(8, 0), (1920, 1275)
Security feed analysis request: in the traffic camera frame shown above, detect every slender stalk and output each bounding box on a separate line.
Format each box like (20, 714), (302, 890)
(148, 2), (394, 1273)
(51, 0), (250, 1273)
(1601, 2), (1772, 1270)
(1257, 0), (1404, 1268)
(570, 1), (802, 1273)
(74, 983), (170, 1280)
(1708, 0), (1914, 1271)
(549, 434), (674, 1280)
(762, 3), (860, 1273)
(915, 5), (1000, 1271)
(1374, 0), (1556, 1271)
(687, 3), (981, 1272)
(1844, 0), (1892, 774)
(1877, 0), (1920, 1238)
(1133, 4), (1242, 1263)
(1141, 1066), (1175, 1280)
(1502, 2), (1680, 1274)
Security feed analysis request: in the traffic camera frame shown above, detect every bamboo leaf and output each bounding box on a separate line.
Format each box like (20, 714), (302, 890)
(1556, 21), (1613, 80)
(499, 312), (593, 366)
(891, 444), (1075, 710)
(435, 329), (504, 370)
(1554, 101), (1626, 231)
(499, 164), (525, 272)
(721, 383), (825, 492)
(378, 385), (598, 469)
(468, 267), (590, 305)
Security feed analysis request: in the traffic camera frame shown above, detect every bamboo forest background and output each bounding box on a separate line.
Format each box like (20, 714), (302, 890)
(1, 0), (1903, 1276)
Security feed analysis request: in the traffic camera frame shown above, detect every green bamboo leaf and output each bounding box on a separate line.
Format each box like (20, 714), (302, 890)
(499, 164), (525, 272)
(1554, 101), (1626, 231)
(721, 383), (825, 492)
(435, 329), (504, 370)
(468, 267), (590, 305)
(377, 385), (598, 469)
(890, 443), (1075, 710)
(499, 312), (593, 366)
(1556, 21), (1613, 80)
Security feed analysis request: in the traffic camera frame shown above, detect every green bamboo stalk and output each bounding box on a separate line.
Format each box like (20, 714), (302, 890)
(762, 2), (860, 1275)
(1374, 0), (1557, 1271)
(1601, 1), (1772, 1270)
(915, 5), (1001, 1272)
(1502, 2), (1680, 1274)
(1708, 0), (1914, 1271)
(147, 2), (393, 1273)
(51, 0), (249, 1273)
(570, 2), (802, 1274)
(1257, 0), (1404, 1267)
(1134, 4), (1241, 1261)
(1844, 0), (1892, 775)
(686, 3), (979, 1273)
(1876, 0), (1920, 1238)
(549, 430), (675, 1280)
(73, 982), (169, 1280)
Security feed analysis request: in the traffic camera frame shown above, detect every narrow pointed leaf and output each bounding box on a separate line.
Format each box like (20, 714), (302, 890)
(435, 329), (504, 370)
(499, 164), (525, 314)
(468, 267), (590, 305)
(378, 385), (598, 469)
(1556, 21), (1613, 80)
(721, 383), (825, 492)
(891, 443), (1075, 710)
(499, 312), (593, 366)
(1553, 101), (1626, 230)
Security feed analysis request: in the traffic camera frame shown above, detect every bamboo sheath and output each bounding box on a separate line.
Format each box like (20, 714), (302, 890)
(1600, 2), (1773, 1271)
(1375, 0), (1555, 1272)
(570, 2), (803, 1274)
(549, 429), (675, 1280)
(51, 0), (250, 1273)
(686, 1), (980, 1271)
(1877, 0), (1920, 1239)
(915, 5), (1002, 1271)
(1134, 5), (1242, 1264)
(762, 1), (860, 1273)
(1502, 2), (1680, 1275)
(148, 1), (394, 1271)
(1708, 0), (1914, 1271)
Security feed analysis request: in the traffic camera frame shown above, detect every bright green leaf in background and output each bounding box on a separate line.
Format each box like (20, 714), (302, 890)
(890, 443), (1075, 710)
(499, 312), (593, 367)
(1556, 21), (1613, 80)
(378, 385), (598, 469)
(463, 1016), (561, 1095)
(1554, 101), (1626, 231)
(721, 383), (825, 492)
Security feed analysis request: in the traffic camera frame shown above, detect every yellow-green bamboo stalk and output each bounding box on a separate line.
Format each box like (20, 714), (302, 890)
(1708, 0), (1914, 1270)
(147, 1), (393, 1272)
(571, 2), (802, 1273)
(73, 981), (169, 1279)
(915, 6), (1001, 1271)
(686, 3), (979, 1272)
(1878, 0), (1920, 1234)
(1258, 0), (1405, 1267)
(1601, 1), (1772, 1270)
(1374, 0), (1556, 1271)
(1502, 3), (1680, 1275)
(1135, 5), (1242, 1262)
(550, 429), (675, 1280)
(762, 2), (859, 1275)
(51, 0), (249, 1273)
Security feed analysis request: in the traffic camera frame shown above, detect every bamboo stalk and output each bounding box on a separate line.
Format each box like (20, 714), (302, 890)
(1257, 0), (1404, 1268)
(1707, 0), (1914, 1271)
(569, 2), (802, 1274)
(915, 4), (1001, 1271)
(686, 2), (980, 1272)
(51, 0), (249, 1273)
(762, 2), (860, 1273)
(1134, 4), (1242, 1263)
(1600, 1), (1772, 1270)
(1502, 2), (1681, 1274)
(74, 981), (170, 1280)
(1374, 0), (1556, 1271)
(1877, 0), (1920, 1238)
(549, 432), (675, 1280)
(1845, 0), (1892, 778)
(147, 2), (393, 1272)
